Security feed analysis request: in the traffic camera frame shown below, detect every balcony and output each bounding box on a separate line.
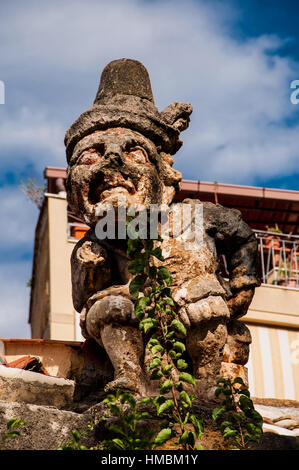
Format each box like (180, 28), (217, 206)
(255, 230), (299, 289)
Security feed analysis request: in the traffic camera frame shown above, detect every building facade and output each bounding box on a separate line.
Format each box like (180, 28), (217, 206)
(28, 167), (299, 401)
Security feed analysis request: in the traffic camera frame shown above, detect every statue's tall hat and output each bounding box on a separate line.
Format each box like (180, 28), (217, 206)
(65, 58), (192, 162)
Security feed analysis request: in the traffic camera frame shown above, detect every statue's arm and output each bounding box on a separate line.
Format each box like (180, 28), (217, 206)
(71, 235), (112, 312)
(206, 203), (261, 318)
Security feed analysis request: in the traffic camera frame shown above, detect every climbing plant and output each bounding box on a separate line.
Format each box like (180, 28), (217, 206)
(100, 219), (204, 450)
(212, 377), (263, 450)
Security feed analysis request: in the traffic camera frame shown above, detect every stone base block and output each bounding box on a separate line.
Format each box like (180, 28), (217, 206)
(0, 366), (75, 409)
(0, 400), (94, 450)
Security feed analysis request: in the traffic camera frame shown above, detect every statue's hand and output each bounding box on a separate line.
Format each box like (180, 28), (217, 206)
(86, 283), (134, 309)
(227, 287), (255, 319)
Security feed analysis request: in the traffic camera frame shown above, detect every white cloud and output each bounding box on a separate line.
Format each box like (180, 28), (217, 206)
(0, 0), (298, 185)
(0, 107), (65, 172)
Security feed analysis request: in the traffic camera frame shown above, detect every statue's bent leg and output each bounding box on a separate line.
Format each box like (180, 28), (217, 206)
(186, 319), (227, 382)
(221, 319), (252, 387)
(184, 295), (229, 397)
(85, 295), (145, 395)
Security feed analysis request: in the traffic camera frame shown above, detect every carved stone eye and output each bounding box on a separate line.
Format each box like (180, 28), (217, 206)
(127, 146), (148, 164)
(78, 144), (105, 165)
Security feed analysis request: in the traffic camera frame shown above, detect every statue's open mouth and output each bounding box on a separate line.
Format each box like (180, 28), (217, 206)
(89, 172), (136, 205)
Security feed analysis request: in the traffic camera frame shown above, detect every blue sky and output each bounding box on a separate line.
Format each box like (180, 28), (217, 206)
(0, 0), (299, 338)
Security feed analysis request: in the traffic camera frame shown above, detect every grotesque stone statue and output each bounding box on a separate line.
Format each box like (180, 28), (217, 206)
(65, 59), (260, 398)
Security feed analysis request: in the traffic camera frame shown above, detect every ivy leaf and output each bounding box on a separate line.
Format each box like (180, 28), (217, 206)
(129, 274), (147, 298)
(151, 344), (164, 355)
(139, 317), (158, 333)
(157, 399), (174, 416)
(170, 319), (187, 337)
(239, 388), (250, 398)
(212, 406), (226, 422)
(135, 296), (151, 319)
(153, 428), (172, 447)
(233, 377), (245, 386)
(3, 431), (21, 440)
(157, 266), (172, 285)
(160, 380), (173, 394)
(128, 259), (146, 274)
(217, 378), (227, 385)
(148, 357), (162, 370)
(112, 438), (126, 449)
(6, 419), (25, 430)
(147, 336), (160, 347)
(162, 297), (174, 306)
(140, 397), (153, 405)
(166, 331), (175, 339)
(173, 341), (186, 353)
(179, 372), (196, 386)
(223, 427), (238, 440)
(150, 247), (164, 261)
(180, 390), (192, 407)
(169, 350), (177, 360)
(190, 414), (204, 439)
(220, 420), (235, 433)
(248, 409), (263, 427)
(239, 395), (254, 412)
(161, 364), (172, 375)
(71, 430), (81, 444)
(179, 430), (189, 444)
(176, 359), (188, 370)
(109, 404), (121, 416)
(120, 392), (136, 409)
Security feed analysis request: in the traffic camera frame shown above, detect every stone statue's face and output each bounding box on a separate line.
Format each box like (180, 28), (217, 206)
(67, 128), (165, 226)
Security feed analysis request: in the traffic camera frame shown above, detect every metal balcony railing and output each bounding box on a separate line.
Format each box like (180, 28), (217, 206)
(254, 230), (299, 289)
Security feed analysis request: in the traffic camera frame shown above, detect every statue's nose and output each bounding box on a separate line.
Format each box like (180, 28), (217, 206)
(104, 145), (123, 166)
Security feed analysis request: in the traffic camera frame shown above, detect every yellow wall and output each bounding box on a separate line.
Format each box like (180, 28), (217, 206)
(47, 196), (77, 341)
(246, 323), (299, 400)
(247, 284), (299, 328)
(245, 285), (299, 399)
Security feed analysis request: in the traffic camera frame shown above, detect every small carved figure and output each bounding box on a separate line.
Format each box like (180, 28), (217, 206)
(65, 59), (260, 397)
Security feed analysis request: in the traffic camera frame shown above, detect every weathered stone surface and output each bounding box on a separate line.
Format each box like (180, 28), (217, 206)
(223, 320), (252, 365)
(254, 403), (299, 421)
(0, 366), (75, 409)
(274, 419), (299, 429)
(1, 399), (299, 450)
(248, 403), (299, 437)
(0, 400), (94, 450)
(65, 58), (261, 400)
(220, 362), (249, 388)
